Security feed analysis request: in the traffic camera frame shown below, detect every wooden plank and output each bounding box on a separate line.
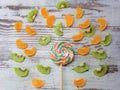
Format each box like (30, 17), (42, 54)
(0, 0), (120, 90)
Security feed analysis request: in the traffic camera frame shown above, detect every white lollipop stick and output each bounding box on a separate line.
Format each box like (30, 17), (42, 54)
(60, 64), (63, 90)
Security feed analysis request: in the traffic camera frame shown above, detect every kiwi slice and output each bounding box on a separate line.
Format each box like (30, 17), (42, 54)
(56, 1), (70, 9)
(91, 50), (107, 60)
(10, 52), (25, 63)
(84, 26), (96, 37)
(14, 67), (29, 77)
(26, 9), (38, 22)
(93, 65), (108, 77)
(38, 35), (51, 46)
(55, 22), (63, 36)
(72, 62), (89, 73)
(36, 64), (51, 74)
(101, 33), (112, 46)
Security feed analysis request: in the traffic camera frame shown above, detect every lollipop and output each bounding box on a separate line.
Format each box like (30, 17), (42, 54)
(50, 41), (74, 90)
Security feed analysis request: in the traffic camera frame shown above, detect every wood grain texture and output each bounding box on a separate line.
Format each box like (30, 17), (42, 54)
(0, 0), (120, 90)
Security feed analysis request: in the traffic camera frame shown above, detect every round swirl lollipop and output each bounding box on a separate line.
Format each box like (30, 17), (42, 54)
(50, 41), (74, 90)
(50, 41), (74, 65)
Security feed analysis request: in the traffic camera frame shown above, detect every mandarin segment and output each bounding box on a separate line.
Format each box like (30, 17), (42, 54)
(91, 35), (101, 45)
(79, 19), (91, 29)
(97, 18), (107, 31)
(40, 7), (49, 18)
(73, 78), (86, 87)
(76, 7), (83, 19)
(24, 47), (37, 57)
(16, 39), (28, 49)
(65, 14), (74, 27)
(14, 21), (22, 32)
(32, 78), (45, 88)
(25, 26), (37, 36)
(78, 46), (90, 56)
(72, 31), (84, 41)
(46, 15), (56, 28)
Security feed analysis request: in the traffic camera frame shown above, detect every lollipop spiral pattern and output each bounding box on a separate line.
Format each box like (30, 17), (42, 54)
(50, 42), (74, 65)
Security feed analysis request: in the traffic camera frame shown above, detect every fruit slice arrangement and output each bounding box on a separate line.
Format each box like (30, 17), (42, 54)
(11, 0), (112, 89)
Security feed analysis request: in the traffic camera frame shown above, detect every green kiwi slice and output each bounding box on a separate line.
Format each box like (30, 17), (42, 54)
(91, 50), (107, 60)
(14, 67), (29, 77)
(84, 26), (96, 37)
(38, 35), (51, 46)
(101, 33), (112, 46)
(93, 65), (108, 77)
(10, 52), (25, 63)
(26, 9), (38, 22)
(36, 64), (51, 74)
(55, 22), (63, 36)
(56, 1), (70, 9)
(72, 62), (89, 73)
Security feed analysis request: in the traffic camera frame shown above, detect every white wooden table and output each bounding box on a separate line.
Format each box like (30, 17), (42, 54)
(0, 0), (120, 90)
